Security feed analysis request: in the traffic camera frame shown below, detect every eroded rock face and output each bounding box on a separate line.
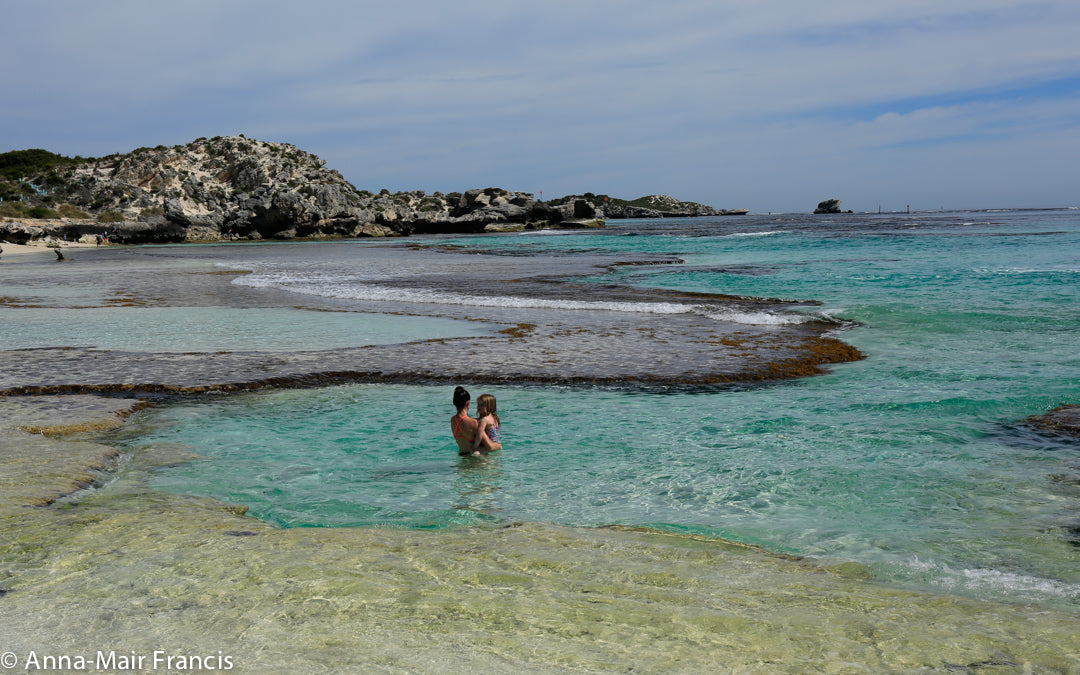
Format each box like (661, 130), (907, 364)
(573, 194), (724, 218)
(4, 137), (601, 243)
(814, 199), (842, 214)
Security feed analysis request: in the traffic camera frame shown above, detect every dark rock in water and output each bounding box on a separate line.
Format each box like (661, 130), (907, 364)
(814, 199), (842, 214)
(1026, 405), (1080, 438)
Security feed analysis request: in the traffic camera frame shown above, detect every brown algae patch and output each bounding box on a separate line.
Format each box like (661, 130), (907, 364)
(0, 398), (1078, 672)
(497, 322), (536, 340)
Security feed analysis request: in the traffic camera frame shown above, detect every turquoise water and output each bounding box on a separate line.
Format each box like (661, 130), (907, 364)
(129, 210), (1080, 609)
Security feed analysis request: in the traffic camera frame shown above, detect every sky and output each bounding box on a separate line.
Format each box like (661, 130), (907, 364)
(2, 1), (1079, 213)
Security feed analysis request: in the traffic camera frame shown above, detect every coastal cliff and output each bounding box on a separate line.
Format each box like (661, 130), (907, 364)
(551, 193), (746, 218)
(0, 137), (726, 243)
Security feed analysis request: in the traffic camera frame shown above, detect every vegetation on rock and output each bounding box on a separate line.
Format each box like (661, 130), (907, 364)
(0, 136), (728, 243)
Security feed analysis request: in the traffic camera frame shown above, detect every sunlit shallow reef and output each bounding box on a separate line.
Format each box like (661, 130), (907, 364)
(2, 232), (1079, 672)
(2, 396), (1079, 672)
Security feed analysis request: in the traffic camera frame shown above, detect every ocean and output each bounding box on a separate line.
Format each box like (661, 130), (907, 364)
(3, 209), (1080, 670)
(115, 209), (1080, 611)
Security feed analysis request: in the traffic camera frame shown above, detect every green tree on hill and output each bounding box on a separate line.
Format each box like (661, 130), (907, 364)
(0, 149), (88, 181)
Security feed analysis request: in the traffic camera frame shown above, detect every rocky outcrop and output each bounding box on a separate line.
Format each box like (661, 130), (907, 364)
(1026, 405), (1080, 438)
(1, 137), (604, 243)
(0, 217), (188, 245)
(558, 193), (740, 218)
(3, 138), (756, 243)
(814, 199), (842, 214)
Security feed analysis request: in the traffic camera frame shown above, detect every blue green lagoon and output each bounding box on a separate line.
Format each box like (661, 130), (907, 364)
(3, 210), (1080, 670)
(122, 211), (1080, 609)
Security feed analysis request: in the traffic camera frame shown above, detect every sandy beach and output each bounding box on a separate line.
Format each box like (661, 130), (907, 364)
(0, 240), (99, 256)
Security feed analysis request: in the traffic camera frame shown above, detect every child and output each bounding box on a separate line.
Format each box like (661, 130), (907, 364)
(472, 393), (502, 455)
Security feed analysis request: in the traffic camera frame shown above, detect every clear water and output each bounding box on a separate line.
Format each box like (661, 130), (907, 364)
(128, 210), (1080, 610)
(0, 306), (487, 352)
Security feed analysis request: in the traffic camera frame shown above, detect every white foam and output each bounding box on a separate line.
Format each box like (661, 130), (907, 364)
(234, 272), (814, 325)
(900, 558), (1080, 602)
(977, 267), (1080, 275)
(725, 230), (790, 238)
(699, 307), (814, 326)
(215, 261), (256, 272)
(517, 229), (577, 236)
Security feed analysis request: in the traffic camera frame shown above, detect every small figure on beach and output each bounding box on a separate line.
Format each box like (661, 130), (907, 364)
(472, 393), (502, 454)
(451, 386), (479, 456)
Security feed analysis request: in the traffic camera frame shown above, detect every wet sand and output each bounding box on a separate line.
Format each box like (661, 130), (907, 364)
(0, 240), (100, 258)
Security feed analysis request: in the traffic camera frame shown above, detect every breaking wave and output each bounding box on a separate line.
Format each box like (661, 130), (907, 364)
(234, 270), (815, 326)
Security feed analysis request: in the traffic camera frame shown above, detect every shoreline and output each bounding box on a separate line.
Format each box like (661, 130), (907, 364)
(1, 394), (1078, 671)
(0, 239), (101, 258)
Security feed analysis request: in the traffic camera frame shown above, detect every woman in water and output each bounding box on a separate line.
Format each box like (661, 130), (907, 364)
(472, 393), (502, 454)
(450, 386), (479, 456)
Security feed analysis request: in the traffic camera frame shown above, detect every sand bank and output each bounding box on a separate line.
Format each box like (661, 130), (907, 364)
(0, 240), (101, 259)
(1, 395), (1078, 672)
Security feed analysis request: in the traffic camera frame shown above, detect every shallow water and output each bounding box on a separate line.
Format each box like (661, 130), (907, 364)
(4, 212), (1080, 671)
(111, 210), (1080, 614)
(0, 306), (487, 352)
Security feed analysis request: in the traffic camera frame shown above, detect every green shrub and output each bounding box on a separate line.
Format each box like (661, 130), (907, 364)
(97, 211), (125, 223)
(0, 149), (85, 181)
(0, 202), (26, 217)
(140, 206), (164, 217)
(58, 203), (91, 219)
(27, 206), (60, 219)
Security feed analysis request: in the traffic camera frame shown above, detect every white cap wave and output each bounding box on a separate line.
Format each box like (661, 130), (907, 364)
(235, 269), (814, 326)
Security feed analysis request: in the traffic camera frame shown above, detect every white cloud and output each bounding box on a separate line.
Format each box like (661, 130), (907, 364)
(2, 0), (1079, 210)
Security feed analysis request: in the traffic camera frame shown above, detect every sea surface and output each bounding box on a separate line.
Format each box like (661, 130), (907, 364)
(117, 210), (1080, 613)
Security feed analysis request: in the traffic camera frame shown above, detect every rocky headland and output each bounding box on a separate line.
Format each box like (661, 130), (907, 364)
(0, 137), (732, 244)
(551, 193), (747, 218)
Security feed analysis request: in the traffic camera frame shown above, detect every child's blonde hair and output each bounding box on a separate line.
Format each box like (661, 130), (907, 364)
(476, 393), (500, 427)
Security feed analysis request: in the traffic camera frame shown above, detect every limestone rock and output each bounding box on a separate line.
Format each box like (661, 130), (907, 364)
(814, 199), (842, 214)
(2, 137), (610, 242)
(562, 194), (726, 218)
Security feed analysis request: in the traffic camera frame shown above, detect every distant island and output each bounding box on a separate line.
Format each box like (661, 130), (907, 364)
(0, 137), (744, 244)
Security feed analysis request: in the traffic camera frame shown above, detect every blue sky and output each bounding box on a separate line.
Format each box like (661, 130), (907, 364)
(2, 1), (1078, 212)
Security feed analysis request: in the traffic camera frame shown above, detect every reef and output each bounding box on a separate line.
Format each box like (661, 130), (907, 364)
(1027, 405), (1080, 438)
